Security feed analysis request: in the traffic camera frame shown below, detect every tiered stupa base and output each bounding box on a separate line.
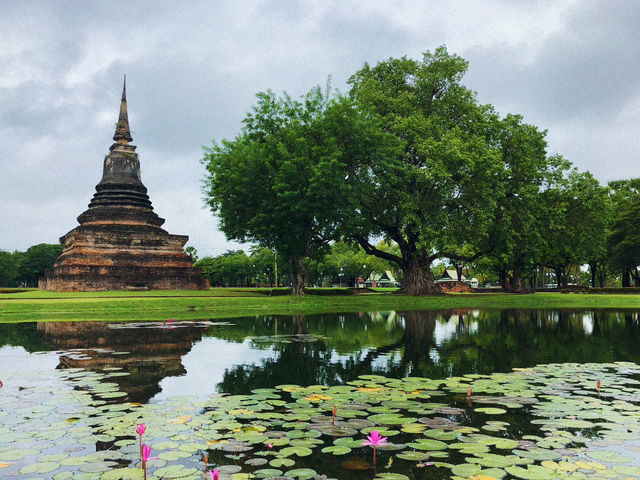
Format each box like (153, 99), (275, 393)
(39, 221), (209, 291)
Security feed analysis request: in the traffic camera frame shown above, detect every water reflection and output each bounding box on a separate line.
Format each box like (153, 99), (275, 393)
(1, 309), (640, 402)
(36, 321), (211, 402)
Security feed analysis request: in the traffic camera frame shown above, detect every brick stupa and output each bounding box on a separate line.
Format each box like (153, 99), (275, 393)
(39, 80), (209, 291)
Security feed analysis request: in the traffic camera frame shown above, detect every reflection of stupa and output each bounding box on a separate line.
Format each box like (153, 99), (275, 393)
(37, 321), (208, 403)
(39, 79), (209, 291)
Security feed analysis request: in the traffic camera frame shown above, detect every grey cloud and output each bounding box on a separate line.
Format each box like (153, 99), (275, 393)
(2, 0), (639, 255)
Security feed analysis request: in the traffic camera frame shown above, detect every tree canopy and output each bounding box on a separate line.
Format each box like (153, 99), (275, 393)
(202, 84), (393, 294)
(344, 47), (504, 294)
(202, 46), (634, 294)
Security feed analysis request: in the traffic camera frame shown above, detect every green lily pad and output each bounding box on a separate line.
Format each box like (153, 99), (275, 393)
(406, 439), (448, 450)
(286, 468), (317, 479)
(505, 465), (557, 479)
(101, 468), (144, 480)
(18, 461), (60, 474)
(396, 451), (431, 461)
(253, 468), (283, 478)
(269, 458), (295, 468)
(321, 445), (351, 455)
(586, 450), (632, 463)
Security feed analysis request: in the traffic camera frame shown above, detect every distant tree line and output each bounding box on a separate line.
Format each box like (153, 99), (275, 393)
(195, 242), (398, 288)
(0, 244), (62, 288)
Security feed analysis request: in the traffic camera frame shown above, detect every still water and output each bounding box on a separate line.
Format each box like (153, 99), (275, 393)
(3, 309), (640, 479)
(2, 308), (640, 404)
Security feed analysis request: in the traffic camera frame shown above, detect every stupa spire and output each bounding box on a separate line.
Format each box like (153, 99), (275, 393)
(113, 75), (133, 144)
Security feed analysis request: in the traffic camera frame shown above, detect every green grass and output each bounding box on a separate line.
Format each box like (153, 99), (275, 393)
(2, 288), (640, 323)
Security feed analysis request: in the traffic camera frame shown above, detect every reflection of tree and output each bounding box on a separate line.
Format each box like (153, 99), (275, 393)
(0, 322), (51, 352)
(218, 311), (439, 394)
(436, 310), (640, 377)
(218, 309), (640, 393)
(37, 322), (207, 403)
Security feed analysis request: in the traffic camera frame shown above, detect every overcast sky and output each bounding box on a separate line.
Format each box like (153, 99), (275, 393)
(1, 0), (639, 257)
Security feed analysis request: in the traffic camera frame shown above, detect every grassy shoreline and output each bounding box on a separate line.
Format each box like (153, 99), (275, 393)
(2, 288), (640, 322)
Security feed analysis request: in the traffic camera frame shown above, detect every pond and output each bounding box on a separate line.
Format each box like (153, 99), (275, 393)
(2, 309), (640, 479)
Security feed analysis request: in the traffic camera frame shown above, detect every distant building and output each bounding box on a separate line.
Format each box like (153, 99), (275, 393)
(365, 271), (399, 288)
(436, 269), (472, 293)
(39, 79), (209, 291)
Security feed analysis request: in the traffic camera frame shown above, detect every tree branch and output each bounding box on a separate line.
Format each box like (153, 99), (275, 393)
(440, 250), (485, 263)
(356, 235), (404, 266)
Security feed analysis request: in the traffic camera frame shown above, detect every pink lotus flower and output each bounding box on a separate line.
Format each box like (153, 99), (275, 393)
(208, 469), (220, 480)
(362, 430), (387, 448)
(141, 444), (157, 480)
(363, 430), (387, 464)
(142, 444), (157, 463)
(136, 423), (146, 457)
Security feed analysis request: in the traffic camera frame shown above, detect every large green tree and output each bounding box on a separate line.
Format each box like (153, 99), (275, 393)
(483, 115), (564, 291)
(346, 47), (503, 294)
(607, 180), (640, 286)
(202, 86), (391, 294)
(608, 179), (640, 286)
(543, 170), (609, 288)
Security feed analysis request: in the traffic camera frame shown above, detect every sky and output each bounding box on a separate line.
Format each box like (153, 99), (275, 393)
(1, 0), (639, 257)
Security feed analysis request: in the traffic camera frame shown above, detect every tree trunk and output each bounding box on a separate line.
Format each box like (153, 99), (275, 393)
(596, 263), (606, 287)
(589, 262), (597, 288)
(498, 268), (507, 290)
(529, 266), (538, 292)
(623, 268), (631, 287)
(509, 264), (526, 292)
(553, 267), (568, 288)
(397, 259), (442, 295)
(290, 256), (308, 296)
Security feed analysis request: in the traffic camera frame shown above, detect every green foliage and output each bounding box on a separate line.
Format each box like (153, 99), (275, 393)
(196, 250), (252, 287)
(308, 241), (397, 286)
(196, 248), (286, 287)
(184, 246), (198, 262)
(202, 84), (387, 294)
(483, 115), (562, 290)
(608, 194), (640, 277)
(0, 244), (62, 287)
(543, 170), (611, 287)
(0, 250), (19, 287)
(346, 46), (504, 294)
(607, 178), (640, 286)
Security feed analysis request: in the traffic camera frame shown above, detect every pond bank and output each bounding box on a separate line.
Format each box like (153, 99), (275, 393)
(2, 289), (640, 322)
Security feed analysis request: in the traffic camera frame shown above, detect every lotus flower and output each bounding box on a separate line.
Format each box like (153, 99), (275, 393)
(363, 430), (387, 448)
(208, 469), (220, 480)
(363, 430), (387, 464)
(141, 444), (157, 480)
(142, 445), (157, 463)
(136, 423), (146, 456)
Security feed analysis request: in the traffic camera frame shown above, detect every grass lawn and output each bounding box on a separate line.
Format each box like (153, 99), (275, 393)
(2, 288), (640, 323)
